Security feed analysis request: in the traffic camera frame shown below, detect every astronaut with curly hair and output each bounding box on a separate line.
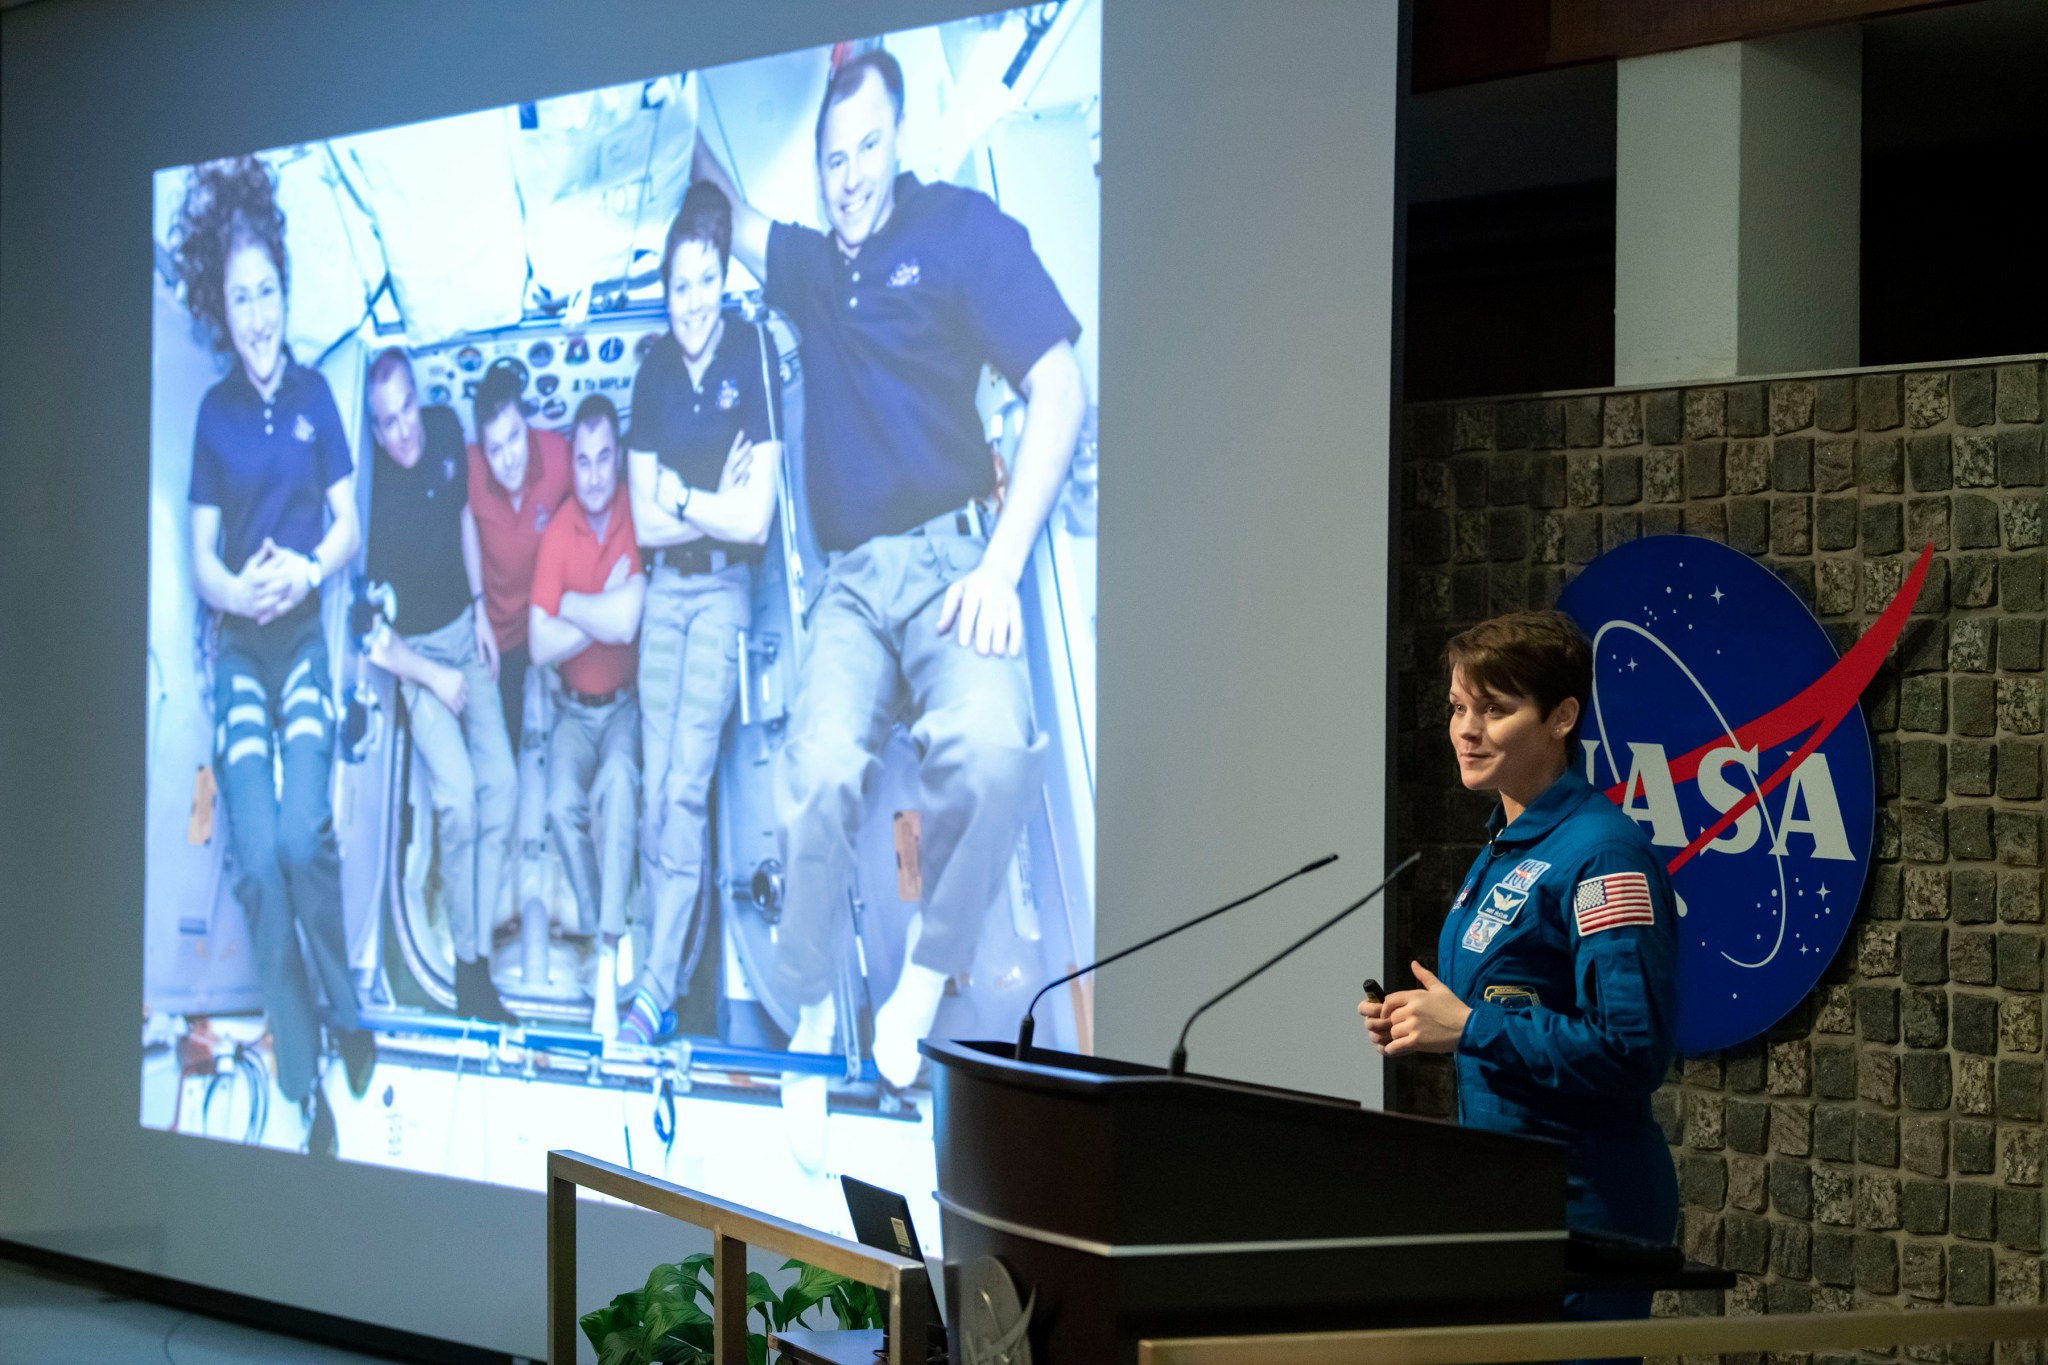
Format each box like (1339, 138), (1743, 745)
(176, 155), (376, 1157)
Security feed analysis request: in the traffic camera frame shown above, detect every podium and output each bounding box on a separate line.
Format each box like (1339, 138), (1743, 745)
(922, 1039), (1570, 1363)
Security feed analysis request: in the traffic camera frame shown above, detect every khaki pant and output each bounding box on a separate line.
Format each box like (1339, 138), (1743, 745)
(772, 525), (1044, 1006)
(637, 562), (751, 1003)
(545, 690), (639, 938)
(397, 612), (516, 962)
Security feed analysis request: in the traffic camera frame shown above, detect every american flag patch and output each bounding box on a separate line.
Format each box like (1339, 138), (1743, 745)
(1573, 872), (1655, 937)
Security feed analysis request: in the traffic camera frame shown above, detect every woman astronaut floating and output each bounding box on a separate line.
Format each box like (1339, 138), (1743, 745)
(622, 182), (784, 1048)
(174, 156), (377, 1156)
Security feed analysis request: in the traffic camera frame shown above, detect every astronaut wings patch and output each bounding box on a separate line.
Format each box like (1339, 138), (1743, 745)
(1572, 872), (1655, 937)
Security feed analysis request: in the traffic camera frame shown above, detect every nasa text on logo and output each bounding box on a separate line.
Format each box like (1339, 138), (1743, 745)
(1558, 536), (1930, 1053)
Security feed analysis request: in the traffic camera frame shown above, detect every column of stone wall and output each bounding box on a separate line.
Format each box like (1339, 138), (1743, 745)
(1392, 359), (2045, 1362)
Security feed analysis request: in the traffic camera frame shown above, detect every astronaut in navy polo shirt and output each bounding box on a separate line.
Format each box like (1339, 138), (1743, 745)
(174, 156), (376, 1157)
(695, 47), (1087, 1148)
(620, 182), (783, 1049)
(361, 347), (518, 1026)
(1362, 612), (1677, 1359)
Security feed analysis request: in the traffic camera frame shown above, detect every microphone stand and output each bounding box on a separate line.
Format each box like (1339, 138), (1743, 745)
(1167, 852), (1420, 1077)
(1015, 853), (1339, 1062)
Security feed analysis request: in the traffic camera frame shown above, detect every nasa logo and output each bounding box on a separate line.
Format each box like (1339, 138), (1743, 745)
(717, 378), (740, 411)
(1559, 536), (1929, 1053)
(1501, 858), (1551, 893)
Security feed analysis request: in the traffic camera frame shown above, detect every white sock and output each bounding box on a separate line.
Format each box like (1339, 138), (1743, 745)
(781, 995), (837, 1174)
(591, 942), (619, 1040)
(872, 962), (948, 1090)
(788, 994), (837, 1054)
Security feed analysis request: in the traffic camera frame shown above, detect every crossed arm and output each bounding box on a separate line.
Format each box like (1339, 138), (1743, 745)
(627, 432), (782, 550)
(528, 566), (646, 669)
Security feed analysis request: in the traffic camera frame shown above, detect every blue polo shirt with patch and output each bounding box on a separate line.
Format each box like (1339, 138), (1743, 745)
(189, 357), (353, 572)
(626, 320), (778, 562)
(765, 174), (1080, 553)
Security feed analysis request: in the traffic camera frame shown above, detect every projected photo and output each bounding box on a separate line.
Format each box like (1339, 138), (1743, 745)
(142, 3), (1099, 1235)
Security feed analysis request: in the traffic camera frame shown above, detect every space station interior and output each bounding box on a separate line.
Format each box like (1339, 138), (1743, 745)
(142, 2), (1099, 1178)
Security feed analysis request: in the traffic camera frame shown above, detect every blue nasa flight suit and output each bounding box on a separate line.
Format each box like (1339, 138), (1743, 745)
(1437, 768), (1679, 1350)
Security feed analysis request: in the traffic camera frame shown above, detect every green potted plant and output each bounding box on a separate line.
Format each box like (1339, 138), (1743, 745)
(581, 1252), (886, 1365)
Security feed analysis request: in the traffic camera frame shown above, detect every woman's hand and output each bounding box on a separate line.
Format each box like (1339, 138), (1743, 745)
(1376, 961), (1472, 1057)
(235, 540), (298, 622)
(1358, 993), (1393, 1051)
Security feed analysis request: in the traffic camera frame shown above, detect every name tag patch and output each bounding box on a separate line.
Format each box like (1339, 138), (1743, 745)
(1483, 985), (1542, 1007)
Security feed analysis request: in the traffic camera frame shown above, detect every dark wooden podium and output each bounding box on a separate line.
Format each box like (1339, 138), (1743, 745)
(921, 1039), (1571, 1363)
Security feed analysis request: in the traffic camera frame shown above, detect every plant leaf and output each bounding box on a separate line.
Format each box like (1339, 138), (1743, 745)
(597, 1325), (646, 1365)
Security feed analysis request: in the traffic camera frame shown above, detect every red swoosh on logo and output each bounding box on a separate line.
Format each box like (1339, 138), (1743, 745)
(1601, 543), (1933, 875)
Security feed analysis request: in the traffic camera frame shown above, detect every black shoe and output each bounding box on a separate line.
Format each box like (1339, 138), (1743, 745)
(455, 957), (520, 1026)
(303, 1089), (337, 1158)
(336, 1027), (377, 1099)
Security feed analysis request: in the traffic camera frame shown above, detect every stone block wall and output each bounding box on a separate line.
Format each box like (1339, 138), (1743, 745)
(1389, 357), (2046, 1360)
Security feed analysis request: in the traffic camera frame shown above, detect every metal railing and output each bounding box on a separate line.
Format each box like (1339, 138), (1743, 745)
(547, 1150), (934, 1365)
(1137, 1303), (2048, 1363)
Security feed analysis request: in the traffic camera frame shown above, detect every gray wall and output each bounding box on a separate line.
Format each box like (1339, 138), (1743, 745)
(0, 0), (1399, 1355)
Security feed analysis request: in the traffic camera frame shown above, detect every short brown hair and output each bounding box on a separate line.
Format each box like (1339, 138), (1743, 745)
(662, 180), (733, 290)
(1444, 611), (1591, 738)
(814, 48), (904, 158)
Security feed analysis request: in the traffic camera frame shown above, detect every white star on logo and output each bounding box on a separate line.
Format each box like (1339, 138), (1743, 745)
(1627, 658), (1638, 672)
(1711, 586), (1725, 604)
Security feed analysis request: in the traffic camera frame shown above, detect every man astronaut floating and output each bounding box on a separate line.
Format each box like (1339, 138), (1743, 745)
(167, 37), (1087, 1162)
(695, 46), (1087, 1164)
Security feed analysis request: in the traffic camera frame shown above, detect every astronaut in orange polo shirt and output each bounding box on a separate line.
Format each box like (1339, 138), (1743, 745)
(529, 395), (646, 1038)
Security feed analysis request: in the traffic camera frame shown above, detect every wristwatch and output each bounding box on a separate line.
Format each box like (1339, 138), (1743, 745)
(301, 553), (323, 593)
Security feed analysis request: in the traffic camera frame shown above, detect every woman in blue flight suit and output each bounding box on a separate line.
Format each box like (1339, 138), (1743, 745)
(1362, 610), (1677, 1360)
(176, 156), (375, 1157)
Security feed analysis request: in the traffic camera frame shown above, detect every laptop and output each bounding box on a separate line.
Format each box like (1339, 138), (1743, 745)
(840, 1175), (948, 1349)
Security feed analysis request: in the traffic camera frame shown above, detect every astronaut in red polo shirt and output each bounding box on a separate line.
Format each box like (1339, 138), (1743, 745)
(465, 361), (574, 976)
(529, 396), (645, 1038)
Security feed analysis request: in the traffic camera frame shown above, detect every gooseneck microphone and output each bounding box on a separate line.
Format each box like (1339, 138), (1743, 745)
(1167, 852), (1421, 1077)
(1014, 853), (1339, 1061)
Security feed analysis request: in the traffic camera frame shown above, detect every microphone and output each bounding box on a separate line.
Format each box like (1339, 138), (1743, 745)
(1167, 851), (1421, 1077)
(1014, 853), (1339, 1061)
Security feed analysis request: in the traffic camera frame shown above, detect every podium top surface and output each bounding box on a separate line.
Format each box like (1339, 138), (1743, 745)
(921, 1037), (1367, 1109)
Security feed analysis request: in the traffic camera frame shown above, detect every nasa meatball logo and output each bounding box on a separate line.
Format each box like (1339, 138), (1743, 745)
(1559, 536), (1929, 1053)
